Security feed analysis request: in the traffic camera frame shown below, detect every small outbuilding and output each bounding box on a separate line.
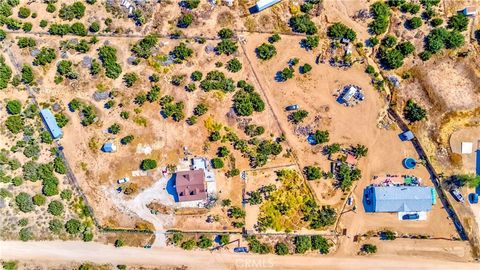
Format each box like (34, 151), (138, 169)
(461, 6), (477, 16)
(253, 0), (282, 13)
(363, 185), (435, 213)
(461, 142), (473, 154)
(102, 142), (117, 153)
(40, 109), (63, 139)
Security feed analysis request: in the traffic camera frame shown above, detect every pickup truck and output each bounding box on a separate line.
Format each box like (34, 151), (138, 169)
(451, 189), (465, 203)
(117, 177), (130, 184)
(233, 247), (249, 253)
(402, 213), (419, 220)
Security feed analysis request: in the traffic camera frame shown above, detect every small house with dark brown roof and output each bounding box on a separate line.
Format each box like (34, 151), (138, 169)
(175, 169), (207, 202)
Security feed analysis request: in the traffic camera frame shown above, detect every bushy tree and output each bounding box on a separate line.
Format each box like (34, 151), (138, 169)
(48, 200), (64, 216)
(327, 22), (356, 40)
(123, 72), (138, 87)
(177, 13), (194, 28)
(18, 6), (31, 18)
(70, 22), (87, 36)
(6, 100), (21, 115)
(275, 242), (289, 255)
(21, 64), (34, 84)
(311, 235), (330, 254)
(131, 35), (158, 58)
(197, 235), (213, 249)
(140, 159), (157, 170)
(396, 41), (415, 56)
(211, 158), (224, 169)
(406, 17), (422, 29)
(218, 28), (234, 39)
(289, 110), (308, 124)
(226, 58), (242, 73)
(447, 14), (469, 32)
(0, 57), (12, 89)
(313, 130), (329, 144)
(15, 192), (33, 212)
(33, 47), (56, 66)
(215, 39), (238, 55)
(65, 219), (82, 234)
(362, 244), (377, 253)
(403, 99), (426, 122)
(170, 42), (193, 62)
(303, 35), (320, 49)
(289, 14), (317, 35)
(256, 43), (277, 60)
(304, 166), (321, 180)
(294, 236), (312, 254)
(182, 0), (200, 9)
(59, 1), (86, 21)
(98, 45), (122, 79)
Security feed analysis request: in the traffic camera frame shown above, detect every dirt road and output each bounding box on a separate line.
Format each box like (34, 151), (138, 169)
(1, 241), (478, 270)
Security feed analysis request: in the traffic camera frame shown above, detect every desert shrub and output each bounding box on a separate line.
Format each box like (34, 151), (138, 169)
(17, 37), (36, 48)
(311, 235), (330, 254)
(15, 192), (33, 212)
(447, 14), (469, 32)
(59, 1), (86, 21)
(181, 239), (196, 250)
(48, 200), (64, 216)
(182, 0), (200, 9)
(131, 35), (158, 58)
(401, 2), (420, 14)
(290, 14), (317, 35)
(89, 21), (100, 33)
(140, 159), (157, 170)
(430, 17), (443, 27)
(232, 90), (265, 116)
(48, 23), (71, 36)
(18, 6), (31, 18)
(406, 16), (422, 29)
(6, 100), (22, 115)
(177, 13), (194, 28)
(362, 243), (377, 253)
(170, 42), (193, 62)
(256, 43), (277, 60)
(98, 45), (122, 79)
(403, 99), (426, 122)
(49, 219), (63, 233)
(123, 72), (138, 87)
(32, 47), (56, 66)
(275, 242), (289, 255)
(396, 41), (415, 56)
(65, 219), (82, 234)
(70, 22), (87, 36)
(268, 33), (281, 43)
(0, 57), (12, 89)
(5, 115), (24, 134)
(32, 194), (46, 206)
(304, 166), (321, 180)
(288, 110), (308, 123)
(381, 230), (396, 240)
(294, 235), (312, 254)
(369, 1), (391, 35)
(327, 22), (356, 40)
(197, 235), (213, 249)
(379, 48), (404, 69)
(0, 30), (6, 41)
(215, 39), (238, 55)
(211, 158), (224, 169)
(247, 236), (271, 254)
(19, 227), (33, 241)
(191, 71), (203, 81)
(226, 58), (242, 73)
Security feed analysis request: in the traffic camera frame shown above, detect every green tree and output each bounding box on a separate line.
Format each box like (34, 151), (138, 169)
(406, 16), (422, 29)
(49, 219), (63, 233)
(177, 13), (194, 28)
(33, 47), (56, 66)
(211, 158), (224, 169)
(65, 219), (82, 234)
(18, 6), (30, 18)
(447, 14), (469, 32)
(59, 1), (86, 21)
(140, 159), (157, 170)
(404, 99), (426, 122)
(17, 37), (36, 48)
(32, 194), (46, 206)
(294, 235), (312, 254)
(197, 235), (213, 249)
(226, 58), (242, 73)
(19, 227), (33, 241)
(21, 64), (34, 84)
(6, 100), (22, 115)
(327, 22), (356, 40)
(15, 192), (33, 212)
(396, 41), (415, 56)
(313, 130), (329, 144)
(304, 166), (321, 180)
(114, 239), (124, 247)
(48, 200), (64, 216)
(256, 43), (277, 60)
(289, 14), (317, 35)
(170, 42), (193, 62)
(311, 235), (330, 254)
(89, 21), (100, 33)
(219, 234), (230, 245)
(275, 242), (289, 255)
(215, 39), (238, 55)
(289, 110), (309, 124)
(98, 45), (122, 79)
(362, 243), (377, 253)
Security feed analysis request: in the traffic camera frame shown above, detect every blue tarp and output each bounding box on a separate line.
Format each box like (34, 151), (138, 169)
(363, 186), (434, 213)
(40, 109), (62, 139)
(476, 149), (480, 176)
(102, 142), (115, 153)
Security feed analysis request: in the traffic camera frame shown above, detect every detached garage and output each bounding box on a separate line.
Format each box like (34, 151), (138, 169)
(40, 108), (63, 139)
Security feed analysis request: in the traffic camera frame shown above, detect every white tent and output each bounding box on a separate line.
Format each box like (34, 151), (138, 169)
(461, 142), (473, 154)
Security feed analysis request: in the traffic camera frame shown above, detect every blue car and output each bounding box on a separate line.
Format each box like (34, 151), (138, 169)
(285, 105), (299, 111)
(402, 213), (419, 220)
(234, 247), (249, 253)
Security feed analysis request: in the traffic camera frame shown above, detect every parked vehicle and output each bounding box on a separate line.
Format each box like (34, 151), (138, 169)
(117, 177), (130, 184)
(402, 213), (419, 220)
(285, 104), (299, 111)
(233, 247), (249, 253)
(451, 188), (465, 203)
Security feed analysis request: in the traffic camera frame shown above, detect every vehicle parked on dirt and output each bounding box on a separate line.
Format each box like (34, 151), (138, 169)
(117, 177), (130, 184)
(285, 104), (299, 111)
(402, 213), (419, 220)
(451, 188), (465, 203)
(233, 247), (249, 253)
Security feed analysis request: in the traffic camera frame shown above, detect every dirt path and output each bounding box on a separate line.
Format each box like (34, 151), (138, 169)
(1, 241), (478, 270)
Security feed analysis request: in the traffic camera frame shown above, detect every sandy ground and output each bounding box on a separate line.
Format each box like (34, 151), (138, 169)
(449, 126), (480, 173)
(1, 240), (479, 270)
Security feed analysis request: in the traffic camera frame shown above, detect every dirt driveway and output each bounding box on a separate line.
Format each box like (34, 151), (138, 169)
(1, 241), (478, 270)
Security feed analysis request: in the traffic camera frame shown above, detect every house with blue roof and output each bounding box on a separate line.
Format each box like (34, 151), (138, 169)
(363, 185), (435, 213)
(40, 109), (63, 139)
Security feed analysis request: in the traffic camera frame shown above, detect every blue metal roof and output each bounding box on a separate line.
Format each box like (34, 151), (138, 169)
(364, 186), (434, 212)
(102, 142), (114, 153)
(40, 109), (62, 139)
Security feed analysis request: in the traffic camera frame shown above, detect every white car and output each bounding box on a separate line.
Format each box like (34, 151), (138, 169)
(117, 177), (130, 184)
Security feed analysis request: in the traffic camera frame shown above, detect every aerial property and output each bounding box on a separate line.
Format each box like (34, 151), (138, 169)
(175, 170), (207, 202)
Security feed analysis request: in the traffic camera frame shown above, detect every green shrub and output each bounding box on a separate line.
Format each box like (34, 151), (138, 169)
(289, 14), (317, 35)
(32, 194), (46, 206)
(18, 6), (30, 18)
(33, 47), (56, 66)
(21, 64), (34, 84)
(403, 99), (426, 122)
(256, 43), (277, 60)
(19, 227), (33, 241)
(48, 200), (64, 216)
(197, 235), (213, 249)
(65, 219), (82, 234)
(98, 45), (122, 79)
(6, 100), (22, 115)
(275, 242), (289, 255)
(140, 159), (157, 170)
(406, 17), (422, 29)
(362, 243), (377, 253)
(327, 22), (356, 40)
(6, 115), (24, 134)
(304, 166), (321, 180)
(17, 37), (36, 48)
(89, 21), (100, 33)
(15, 192), (33, 212)
(226, 58), (242, 73)
(59, 1), (86, 21)
(215, 39), (238, 55)
(211, 158), (224, 169)
(49, 219), (63, 233)
(131, 35), (158, 58)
